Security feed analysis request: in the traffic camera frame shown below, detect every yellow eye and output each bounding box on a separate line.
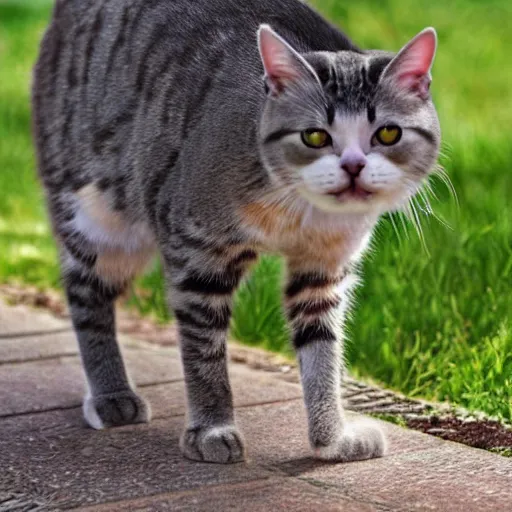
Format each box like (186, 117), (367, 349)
(375, 126), (402, 146)
(301, 129), (331, 149)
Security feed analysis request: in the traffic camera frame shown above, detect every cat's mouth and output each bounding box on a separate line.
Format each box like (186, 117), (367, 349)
(327, 183), (373, 201)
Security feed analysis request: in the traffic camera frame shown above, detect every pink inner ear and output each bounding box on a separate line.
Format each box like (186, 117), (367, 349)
(259, 29), (300, 86)
(394, 31), (436, 97)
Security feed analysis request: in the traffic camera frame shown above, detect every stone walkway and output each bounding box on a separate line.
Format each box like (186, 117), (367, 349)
(1, 300), (510, 511)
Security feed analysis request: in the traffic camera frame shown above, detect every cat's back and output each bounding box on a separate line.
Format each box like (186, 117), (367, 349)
(33, 0), (354, 132)
(33, 0), (354, 198)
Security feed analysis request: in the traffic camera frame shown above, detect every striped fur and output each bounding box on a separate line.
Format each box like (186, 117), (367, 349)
(33, 0), (440, 463)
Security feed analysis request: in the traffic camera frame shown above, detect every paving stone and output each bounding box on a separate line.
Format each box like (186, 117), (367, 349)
(1, 300), (510, 511)
(0, 414), (272, 510)
(0, 380), (301, 434)
(2, 392), (509, 511)
(0, 314), (170, 365)
(301, 445), (512, 512)
(78, 478), (377, 512)
(0, 344), (301, 418)
(0, 302), (76, 364)
(136, 371), (302, 422)
(0, 330), (78, 364)
(0, 349), (184, 417)
(234, 403), (512, 512)
(0, 399), (451, 511)
(0, 301), (68, 335)
(0, 302), (169, 364)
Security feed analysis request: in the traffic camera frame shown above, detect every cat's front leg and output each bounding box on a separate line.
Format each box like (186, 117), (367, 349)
(164, 241), (257, 463)
(284, 264), (387, 462)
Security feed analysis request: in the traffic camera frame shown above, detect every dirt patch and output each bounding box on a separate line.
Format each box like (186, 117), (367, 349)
(0, 284), (67, 317)
(408, 416), (512, 451)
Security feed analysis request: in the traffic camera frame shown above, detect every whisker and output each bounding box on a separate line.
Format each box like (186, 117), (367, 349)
(423, 180), (439, 202)
(388, 212), (404, 245)
(404, 195), (429, 255)
(432, 166), (459, 209)
(398, 210), (410, 241)
(416, 188), (432, 214)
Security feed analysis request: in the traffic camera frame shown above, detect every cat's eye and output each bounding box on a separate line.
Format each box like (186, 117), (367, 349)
(301, 129), (331, 149)
(375, 125), (402, 146)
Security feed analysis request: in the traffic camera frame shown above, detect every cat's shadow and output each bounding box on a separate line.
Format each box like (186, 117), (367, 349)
(74, 411), (334, 477)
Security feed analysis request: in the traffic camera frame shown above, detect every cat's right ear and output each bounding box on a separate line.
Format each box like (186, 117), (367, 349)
(258, 24), (320, 96)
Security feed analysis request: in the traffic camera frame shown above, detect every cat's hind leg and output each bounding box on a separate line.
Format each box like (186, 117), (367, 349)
(284, 263), (387, 462)
(58, 184), (156, 429)
(63, 255), (151, 429)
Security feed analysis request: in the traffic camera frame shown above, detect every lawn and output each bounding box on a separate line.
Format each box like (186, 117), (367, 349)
(1, 0), (511, 420)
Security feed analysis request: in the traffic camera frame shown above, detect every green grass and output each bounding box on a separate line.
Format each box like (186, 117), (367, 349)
(489, 447), (512, 458)
(369, 414), (408, 428)
(1, 1), (511, 420)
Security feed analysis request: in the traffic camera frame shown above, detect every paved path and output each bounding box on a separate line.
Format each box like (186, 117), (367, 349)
(1, 300), (510, 511)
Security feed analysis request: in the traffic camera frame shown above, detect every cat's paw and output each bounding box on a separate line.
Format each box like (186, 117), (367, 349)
(83, 390), (151, 429)
(314, 418), (387, 462)
(180, 424), (246, 463)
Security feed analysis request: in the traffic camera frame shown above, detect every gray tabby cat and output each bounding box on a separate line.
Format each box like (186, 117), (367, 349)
(32, 0), (440, 463)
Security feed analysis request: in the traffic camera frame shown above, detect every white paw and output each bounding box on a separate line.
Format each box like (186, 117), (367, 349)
(180, 424), (245, 463)
(83, 390), (151, 429)
(314, 418), (387, 462)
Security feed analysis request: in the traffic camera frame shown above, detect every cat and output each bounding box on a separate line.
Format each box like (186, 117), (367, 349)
(32, 0), (440, 464)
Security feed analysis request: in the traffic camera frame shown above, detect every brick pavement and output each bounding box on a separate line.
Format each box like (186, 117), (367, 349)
(1, 299), (510, 511)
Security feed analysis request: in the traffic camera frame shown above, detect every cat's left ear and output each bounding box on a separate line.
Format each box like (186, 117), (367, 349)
(381, 28), (437, 99)
(258, 24), (320, 96)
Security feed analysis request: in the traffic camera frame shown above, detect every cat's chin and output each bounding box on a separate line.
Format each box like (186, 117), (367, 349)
(297, 182), (418, 218)
(298, 187), (387, 216)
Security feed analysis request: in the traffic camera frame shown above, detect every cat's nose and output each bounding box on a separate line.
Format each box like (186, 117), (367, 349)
(340, 148), (367, 177)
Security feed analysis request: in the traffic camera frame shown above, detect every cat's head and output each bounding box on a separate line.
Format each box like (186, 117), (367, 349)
(257, 25), (441, 217)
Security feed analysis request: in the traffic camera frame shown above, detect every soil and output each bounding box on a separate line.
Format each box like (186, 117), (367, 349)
(1, 283), (511, 455)
(407, 416), (512, 451)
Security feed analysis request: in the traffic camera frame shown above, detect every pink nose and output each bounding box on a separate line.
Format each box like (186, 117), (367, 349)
(340, 148), (367, 177)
